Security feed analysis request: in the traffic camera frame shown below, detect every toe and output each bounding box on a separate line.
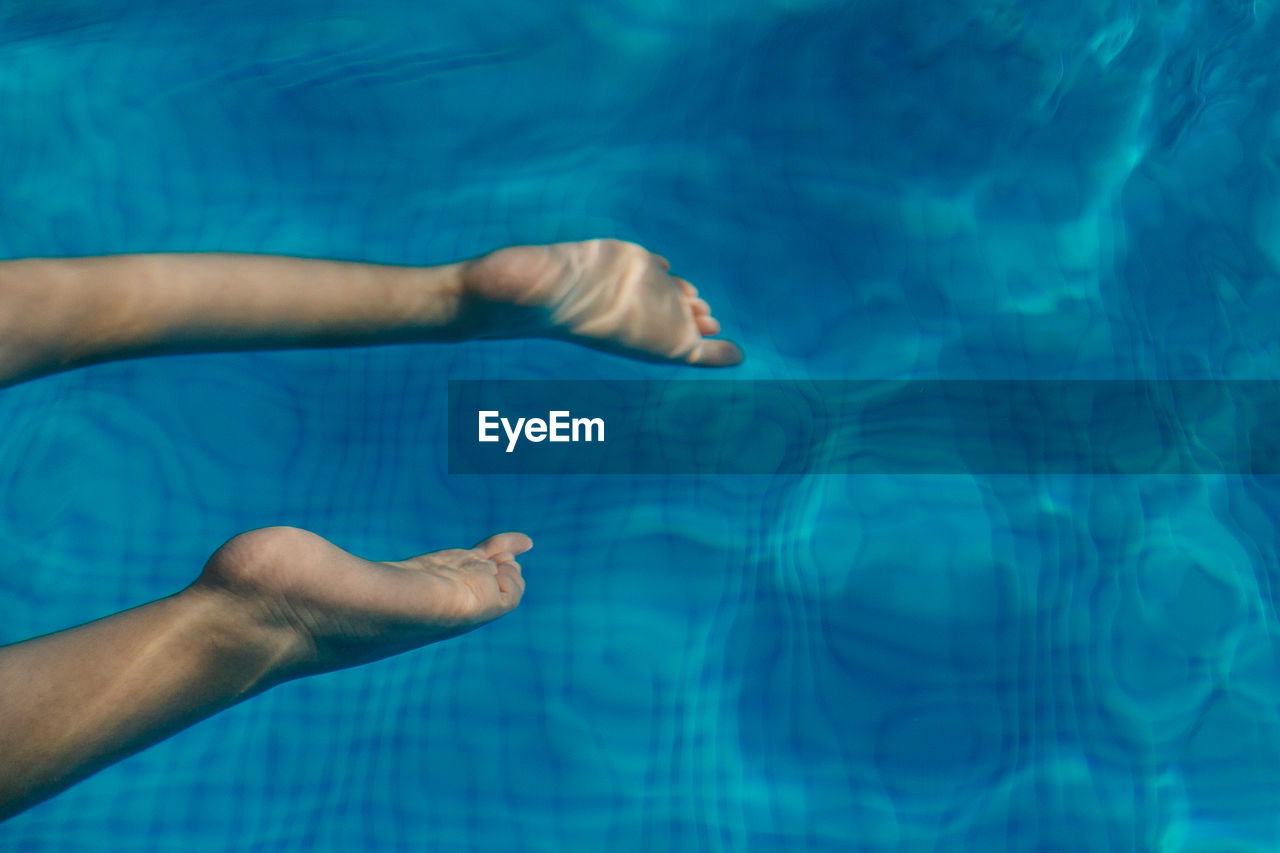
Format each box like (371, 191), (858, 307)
(472, 531), (533, 559)
(696, 314), (721, 335)
(687, 338), (744, 367)
(495, 560), (525, 602)
(689, 297), (711, 316)
(675, 278), (697, 298)
(491, 551), (519, 570)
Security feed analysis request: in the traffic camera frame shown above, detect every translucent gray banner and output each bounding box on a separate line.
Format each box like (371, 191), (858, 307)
(447, 381), (1280, 475)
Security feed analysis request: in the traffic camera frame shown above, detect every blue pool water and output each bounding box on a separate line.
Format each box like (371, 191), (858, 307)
(4, 0), (1280, 849)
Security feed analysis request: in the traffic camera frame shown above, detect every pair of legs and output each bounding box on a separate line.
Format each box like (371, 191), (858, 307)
(0, 239), (741, 819)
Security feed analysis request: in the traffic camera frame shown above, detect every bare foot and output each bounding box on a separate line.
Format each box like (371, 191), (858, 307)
(194, 526), (530, 677)
(461, 239), (743, 366)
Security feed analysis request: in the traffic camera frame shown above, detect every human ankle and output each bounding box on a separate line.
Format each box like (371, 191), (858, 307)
(177, 580), (314, 692)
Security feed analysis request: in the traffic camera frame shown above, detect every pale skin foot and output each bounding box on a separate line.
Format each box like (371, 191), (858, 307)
(0, 238), (742, 387)
(198, 526), (531, 675)
(0, 526), (530, 818)
(461, 239), (743, 366)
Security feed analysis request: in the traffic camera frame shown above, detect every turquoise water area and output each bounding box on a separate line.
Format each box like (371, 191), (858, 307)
(3, 0), (1280, 849)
